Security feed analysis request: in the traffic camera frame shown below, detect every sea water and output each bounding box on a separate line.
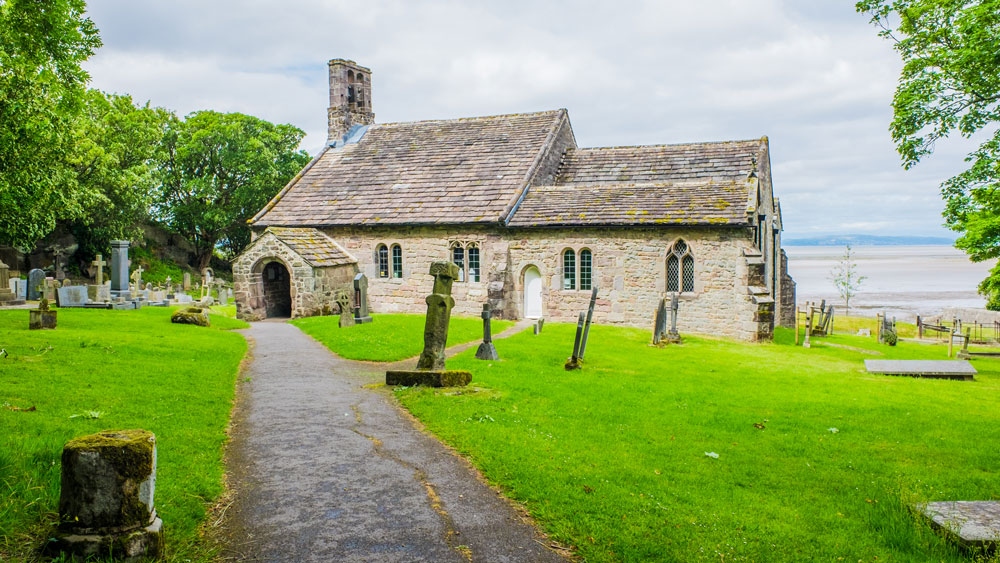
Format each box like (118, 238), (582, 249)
(784, 245), (997, 321)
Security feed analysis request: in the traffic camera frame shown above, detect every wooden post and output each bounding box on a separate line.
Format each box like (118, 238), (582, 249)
(804, 309), (813, 349)
(795, 306), (800, 345)
(948, 326), (954, 358)
(876, 313), (882, 344)
(917, 315), (922, 339)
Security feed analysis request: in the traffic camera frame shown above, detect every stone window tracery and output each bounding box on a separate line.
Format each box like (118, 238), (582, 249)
(666, 239), (695, 293)
(448, 241), (483, 283)
(376, 244), (389, 278)
(391, 244), (403, 278)
(563, 249), (576, 290)
(580, 249), (592, 291)
(468, 244), (480, 282)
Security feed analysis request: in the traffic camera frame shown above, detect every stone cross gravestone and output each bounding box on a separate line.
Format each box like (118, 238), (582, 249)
(53, 251), (66, 280)
(28, 268), (44, 301)
(475, 303), (499, 360)
(335, 289), (354, 327)
(29, 296), (57, 329)
(50, 430), (163, 560)
(353, 273), (372, 323)
(666, 292), (682, 344)
(91, 254), (107, 285)
(110, 240), (130, 298)
(386, 261), (471, 387)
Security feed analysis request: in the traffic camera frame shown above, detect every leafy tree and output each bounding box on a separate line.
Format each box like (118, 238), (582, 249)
(857, 0), (1000, 307)
(831, 245), (866, 314)
(154, 111), (310, 270)
(67, 89), (172, 264)
(0, 0), (101, 249)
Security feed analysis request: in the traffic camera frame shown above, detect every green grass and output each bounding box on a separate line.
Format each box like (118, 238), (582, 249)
(291, 313), (514, 362)
(396, 324), (1000, 562)
(0, 307), (249, 561)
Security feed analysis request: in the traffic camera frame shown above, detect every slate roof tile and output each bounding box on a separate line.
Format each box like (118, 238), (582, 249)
(267, 227), (355, 267)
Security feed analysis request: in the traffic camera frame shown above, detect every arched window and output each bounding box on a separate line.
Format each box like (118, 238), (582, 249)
(391, 245), (403, 278)
(467, 244), (480, 282)
(563, 249), (576, 290)
(666, 240), (694, 293)
(580, 249), (592, 290)
(452, 244), (466, 282)
(376, 244), (389, 278)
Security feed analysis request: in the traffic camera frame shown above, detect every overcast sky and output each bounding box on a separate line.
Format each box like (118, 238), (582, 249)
(82, 0), (979, 239)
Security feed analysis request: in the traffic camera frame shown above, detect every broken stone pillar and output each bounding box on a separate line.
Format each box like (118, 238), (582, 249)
(50, 429), (163, 560)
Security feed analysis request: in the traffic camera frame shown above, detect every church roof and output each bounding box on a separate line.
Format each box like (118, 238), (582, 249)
(508, 140), (763, 227)
(265, 227), (355, 267)
(251, 110), (568, 227)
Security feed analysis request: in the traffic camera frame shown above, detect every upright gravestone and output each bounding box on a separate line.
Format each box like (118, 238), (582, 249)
(57, 286), (90, 308)
(29, 296), (57, 329)
(475, 303), (499, 360)
(53, 251), (66, 280)
(666, 292), (682, 344)
(335, 289), (354, 327)
(0, 260), (24, 305)
(50, 430), (163, 560)
(91, 254), (107, 285)
(182, 272), (191, 291)
(353, 273), (372, 324)
(386, 262), (471, 387)
(28, 268), (44, 301)
(578, 286), (599, 359)
(564, 312), (586, 370)
(652, 298), (667, 345)
(110, 240), (131, 299)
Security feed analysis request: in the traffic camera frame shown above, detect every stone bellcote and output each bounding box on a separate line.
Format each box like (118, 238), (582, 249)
(327, 59), (374, 143)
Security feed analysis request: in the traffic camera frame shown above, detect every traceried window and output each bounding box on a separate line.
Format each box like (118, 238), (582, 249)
(563, 249), (576, 290)
(468, 244), (480, 282)
(376, 244), (389, 278)
(391, 245), (403, 278)
(580, 249), (592, 290)
(666, 239), (695, 292)
(452, 244), (466, 282)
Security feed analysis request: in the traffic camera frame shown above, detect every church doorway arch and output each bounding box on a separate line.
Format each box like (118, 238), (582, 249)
(262, 261), (292, 318)
(523, 265), (543, 319)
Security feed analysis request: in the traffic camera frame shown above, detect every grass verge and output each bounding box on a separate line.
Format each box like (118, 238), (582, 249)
(396, 323), (1000, 562)
(291, 313), (513, 362)
(0, 306), (248, 561)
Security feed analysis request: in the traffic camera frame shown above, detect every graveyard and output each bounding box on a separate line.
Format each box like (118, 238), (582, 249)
(0, 306), (248, 561)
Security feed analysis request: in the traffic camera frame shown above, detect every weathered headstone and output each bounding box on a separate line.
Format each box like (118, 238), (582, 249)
(57, 286), (90, 308)
(28, 268), (44, 301)
(0, 260), (24, 305)
(564, 312), (586, 370)
(29, 297), (57, 329)
(666, 292), (682, 344)
(200, 268), (214, 300)
(12, 278), (27, 300)
(335, 289), (354, 328)
(652, 298), (667, 345)
(386, 261), (471, 387)
(353, 273), (372, 324)
(91, 254), (107, 285)
(534, 318), (545, 335)
(475, 303), (499, 360)
(131, 266), (144, 296)
(165, 276), (174, 299)
(110, 240), (131, 299)
(578, 286), (599, 359)
(175, 293), (194, 304)
(44, 277), (57, 301)
(49, 429), (163, 560)
(182, 272), (191, 291)
(53, 251), (66, 280)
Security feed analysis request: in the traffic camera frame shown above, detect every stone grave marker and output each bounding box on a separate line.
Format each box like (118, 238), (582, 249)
(353, 273), (372, 323)
(57, 285), (90, 308)
(652, 297), (667, 345)
(53, 250), (66, 280)
(44, 278), (57, 301)
(12, 278), (27, 300)
(335, 289), (354, 327)
(110, 240), (131, 299)
(475, 303), (499, 360)
(29, 297), (57, 329)
(564, 312), (586, 370)
(666, 292), (682, 344)
(49, 429), (163, 560)
(0, 260), (25, 306)
(28, 268), (44, 300)
(200, 268), (214, 299)
(578, 286), (599, 359)
(91, 254), (107, 285)
(919, 501), (1000, 551)
(183, 272), (191, 291)
(386, 261), (471, 387)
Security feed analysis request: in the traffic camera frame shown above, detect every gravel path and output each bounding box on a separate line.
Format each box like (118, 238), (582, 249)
(221, 320), (565, 562)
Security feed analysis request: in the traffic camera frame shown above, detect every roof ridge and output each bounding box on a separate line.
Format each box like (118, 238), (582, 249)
(373, 109), (565, 127)
(569, 138), (764, 152)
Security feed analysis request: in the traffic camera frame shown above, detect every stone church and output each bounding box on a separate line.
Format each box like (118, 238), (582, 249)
(233, 59), (795, 340)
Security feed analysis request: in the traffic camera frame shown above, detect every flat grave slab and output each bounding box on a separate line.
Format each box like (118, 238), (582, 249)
(864, 360), (976, 381)
(920, 501), (1000, 550)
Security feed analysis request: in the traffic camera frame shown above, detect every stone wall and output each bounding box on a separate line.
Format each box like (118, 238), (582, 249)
(232, 231), (357, 321)
(321, 224), (776, 341)
(778, 249), (796, 327)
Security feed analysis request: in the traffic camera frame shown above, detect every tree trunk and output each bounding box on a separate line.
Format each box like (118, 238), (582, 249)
(196, 249), (214, 272)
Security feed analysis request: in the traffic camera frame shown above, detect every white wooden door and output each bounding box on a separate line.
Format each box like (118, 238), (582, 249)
(523, 266), (542, 319)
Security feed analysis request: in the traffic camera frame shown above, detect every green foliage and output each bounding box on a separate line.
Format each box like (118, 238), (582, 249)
(397, 323), (1000, 561)
(292, 314), (514, 362)
(154, 111), (310, 269)
(0, 0), (102, 249)
(0, 307), (247, 561)
(68, 90), (172, 263)
(128, 245), (187, 285)
(857, 0), (1000, 305)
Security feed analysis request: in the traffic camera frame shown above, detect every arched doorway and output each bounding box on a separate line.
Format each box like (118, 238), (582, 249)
(262, 262), (292, 318)
(523, 266), (542, 319)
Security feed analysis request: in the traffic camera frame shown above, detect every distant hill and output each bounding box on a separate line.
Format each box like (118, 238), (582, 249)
(783, 234), (956, 246)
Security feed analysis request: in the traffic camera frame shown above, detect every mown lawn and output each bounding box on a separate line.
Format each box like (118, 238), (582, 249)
(396, 323), (1000, 562)
(291, 313), (513, 362)
(0, 306), (249, 561)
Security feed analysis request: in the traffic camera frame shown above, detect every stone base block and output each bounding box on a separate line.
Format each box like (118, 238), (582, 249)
(385, 370), (471, 387)
(564, 357), (583, 371)
(475, 342), (498, 360)
(171, 307), (210, 327)
(29, 309), (57, 330)
(1, 298), (26, 306)
(51, 517), (163, 561)
(354, 315), (373, 324)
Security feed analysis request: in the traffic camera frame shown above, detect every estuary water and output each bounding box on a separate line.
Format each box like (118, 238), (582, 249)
(784, 245), (996, 321)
